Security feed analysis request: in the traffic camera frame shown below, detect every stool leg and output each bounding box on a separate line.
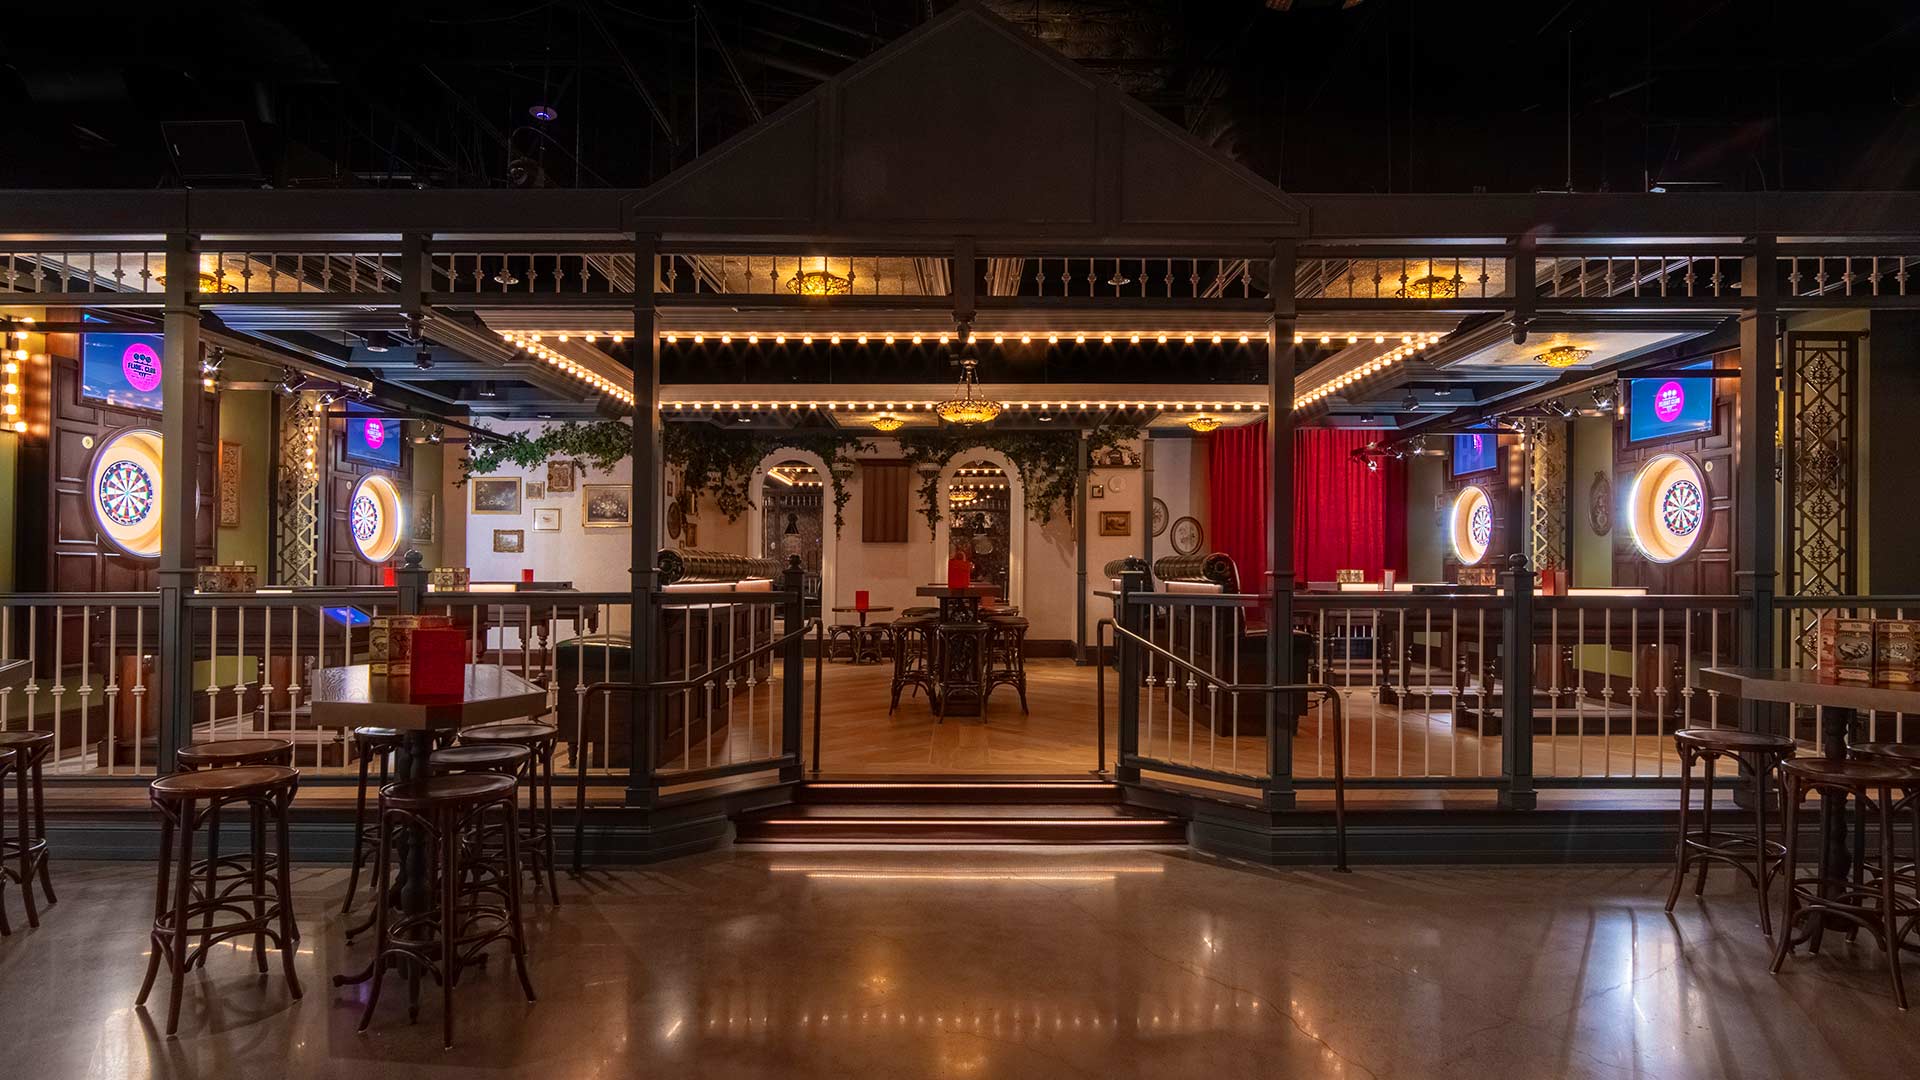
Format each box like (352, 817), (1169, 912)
(342, 744), (373, 914)
(1878, 788), (1908, 1010)
(1664, 746), (1693, 914)
(1770, 778), (1801, 977)
(164, 796), (195, 1037)
(1754, 754), (1774, 939)
(541, 748), (559, 905)
(135, 805), (175, 1007)
(502, 800), (537, 1004)
(1694, 754), (1715, 898)
(0, 765), (11, 937)
(441, 807), (459, 1049)
(273, 789), (303, 1000)
(357, 809), (393, 1034)
(572, 738), (589, 877)
(14, 758), (38, 928)
(31, 757), (53, 906)
(250, 799), (269, 973)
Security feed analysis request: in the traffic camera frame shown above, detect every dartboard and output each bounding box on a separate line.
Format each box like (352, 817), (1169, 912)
(96, 459), (155, 527)
(1660, 478), (1702, 537)
(351, 492), (381, 543)
(1469, 503), (1492, 548)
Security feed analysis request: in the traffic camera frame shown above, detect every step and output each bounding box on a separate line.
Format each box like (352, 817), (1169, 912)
(797, 779), (1121, 806)
(734, 802), (1187, 844)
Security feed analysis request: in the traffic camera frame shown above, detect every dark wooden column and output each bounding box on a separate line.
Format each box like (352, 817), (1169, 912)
(1737, 235), (1780, 723)
(1265, 242), (1297, 809)
(1075, 430), (1089, 664)
(156, 234), (203, 773)
(627, 233), (663, 807)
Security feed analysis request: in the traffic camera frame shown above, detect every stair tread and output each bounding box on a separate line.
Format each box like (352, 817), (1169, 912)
(751, 804), (1171, 820)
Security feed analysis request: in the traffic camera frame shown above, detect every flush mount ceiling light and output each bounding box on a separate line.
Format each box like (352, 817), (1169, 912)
(869, 414), (905, 433)
(1185, 415), (1223, 433)
(1535, 345), (1591, 369)
(1397, 273), (1461, 300)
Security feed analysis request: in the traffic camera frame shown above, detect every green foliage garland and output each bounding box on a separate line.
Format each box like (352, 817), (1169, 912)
(897, 424), (1137, 530)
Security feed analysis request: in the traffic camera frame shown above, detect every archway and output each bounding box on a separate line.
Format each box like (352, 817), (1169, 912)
(932, 448), (1026, 612)
(746, 447), (836, 612)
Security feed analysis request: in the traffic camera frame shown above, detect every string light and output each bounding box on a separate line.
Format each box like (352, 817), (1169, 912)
(498, 328), (1442, 345)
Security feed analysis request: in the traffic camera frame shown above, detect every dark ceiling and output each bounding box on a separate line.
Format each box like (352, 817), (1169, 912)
(5, 0), (1917, 195)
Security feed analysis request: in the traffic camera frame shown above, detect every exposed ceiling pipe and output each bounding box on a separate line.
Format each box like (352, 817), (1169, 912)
(694, 1), (764, 123)
(580, 0), (679, 145)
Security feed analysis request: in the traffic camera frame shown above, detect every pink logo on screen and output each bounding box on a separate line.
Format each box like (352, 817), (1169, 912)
(121, 342), (162, 393)
(1470, 434), (1483, 454)
(362, 419), (386, 449)
(1653, 381), (1685, 423)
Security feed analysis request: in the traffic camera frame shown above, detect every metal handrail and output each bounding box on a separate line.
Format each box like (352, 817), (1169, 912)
(1097, 617), (1347, 871)
(578, 617), (819, 696)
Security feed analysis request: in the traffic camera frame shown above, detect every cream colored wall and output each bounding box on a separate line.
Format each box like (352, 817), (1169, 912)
(460, 419), (634, 593)
(438, 440), (468, 569)
(214, 389), (273, 570)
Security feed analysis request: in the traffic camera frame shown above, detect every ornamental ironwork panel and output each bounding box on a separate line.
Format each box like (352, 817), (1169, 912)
(275, 393), (321, 587)
(1526, 418), (1567, 573)
(1783, 333), (1859, 600)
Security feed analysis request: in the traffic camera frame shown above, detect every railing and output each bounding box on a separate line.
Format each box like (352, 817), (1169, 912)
(0, 594), (163, 776)
(973, 255), (1270, 301)
(1535, 252), (1743, 301)
(651, 588), (811, 785)
(1296, 253), (1509, 302)
(659, 253), (950, 298)
(0, 248), (168, 296)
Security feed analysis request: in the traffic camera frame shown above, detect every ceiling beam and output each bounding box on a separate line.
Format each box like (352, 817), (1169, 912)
(580, 0), (678, 145)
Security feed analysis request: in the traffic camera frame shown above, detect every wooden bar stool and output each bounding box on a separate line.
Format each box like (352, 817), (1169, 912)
(358, 773), (535, 1048)
(1849, 743), (1920, 929)
(460, 722), (562, 904)
(1663, 727), (1796, 936)
(888, 616), (939, 714)
(934, 622), (990, 722)
(0, 747), (13, 936)
(137, 764), (303, 1037)
(0, 730), (56, 931)
(430, 743), (532, 777)
(342, 727), (413, 916)
(984, 615), (1030, 713)
(175, 737), (296, 952)
(1769, 756), (1920, 1009)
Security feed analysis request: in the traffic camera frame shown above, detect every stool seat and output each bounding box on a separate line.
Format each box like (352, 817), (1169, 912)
(151, 765), (299, 800)
(431, 744), (532, 773)
(381, 772), (517, 811)
(352, 726), (404, 746)
(1674, 727), (1796, 753)
(176, 738), (294, 770)
(0, 730), (54, 752)
(1853, 742), (1920, 767)
(1781, 757), (1919, 785)
(460, 722), (558, 745)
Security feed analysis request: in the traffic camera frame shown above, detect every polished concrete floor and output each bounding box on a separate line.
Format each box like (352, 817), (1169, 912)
(2, 852), (1914, 1079)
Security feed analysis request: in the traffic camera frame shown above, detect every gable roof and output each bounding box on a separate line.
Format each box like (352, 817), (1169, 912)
(627, 2), (1305, 242)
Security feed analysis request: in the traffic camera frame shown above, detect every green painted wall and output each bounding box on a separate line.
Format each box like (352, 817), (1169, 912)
(408, 422), (444, 569)
(0, 433), (16, 592)
(1569, 417), (1615, 588)
(215, 389), (274, 570)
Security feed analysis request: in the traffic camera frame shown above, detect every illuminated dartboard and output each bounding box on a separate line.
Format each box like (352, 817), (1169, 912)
(1660, 478), (1703, 537)
(1469, 503), (1492, 548)
(97, 459), (156, 527)
(350, 492), (381, 543)
(1449, 485), (1493, 566)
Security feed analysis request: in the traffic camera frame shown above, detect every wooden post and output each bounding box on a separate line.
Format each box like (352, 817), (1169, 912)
(627, 233), (663, 808)
(1075, 430), (1090, 664)
(155, 234), (202, 774)
(1116, 565), (1145, 783)
(1737, 235), (1779, 729)
(781, 555), (805, 779)
(1265, 243), (1298, 810)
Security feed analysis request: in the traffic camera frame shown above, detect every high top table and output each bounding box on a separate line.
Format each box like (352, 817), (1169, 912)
(914, 586), (1001, 717)
(313, 664), (546, 989)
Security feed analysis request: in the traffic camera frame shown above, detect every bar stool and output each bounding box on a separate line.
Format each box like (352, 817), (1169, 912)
(136, 764), (302, 1037)
(0, 730), (56, 931)
(1769, 756), (1920, 1010)
(175, 737), (296, 952)
(1849, 743), (1920, 922)
(0, 747), (13, 936)
(984, 615), (1030, 713)
(430, 743), (532, 777)
(934, 622), (990, 722)
(1663, 727), (1797, 936)
(826, 623), (862, 663)
(888, 615), (940, 714)
(342, 727), (404, 916)
(359, 773), (536, 1048)
(460, 722), (561, 904)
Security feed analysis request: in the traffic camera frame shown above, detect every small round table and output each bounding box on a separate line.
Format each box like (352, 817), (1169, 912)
(830, 606), (895, 663)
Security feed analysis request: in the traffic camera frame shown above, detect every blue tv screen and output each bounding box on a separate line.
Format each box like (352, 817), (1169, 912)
(1627, 374), (1713, 443)
(1450, 432), (1498, 477)
(80, 333), (166, 412)
(343, 403), (401, 468)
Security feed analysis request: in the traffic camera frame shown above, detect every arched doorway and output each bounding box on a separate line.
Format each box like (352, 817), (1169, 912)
(747, 448), (835, 613)
(932, 449), (1024, 612)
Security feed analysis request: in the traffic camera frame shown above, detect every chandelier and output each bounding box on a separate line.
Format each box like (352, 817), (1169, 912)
(869, 413), (905, 433)
(1397, 273), (1461, 300)
(157, 271), (241, 294)
(1185, 415), (1224, 433)
(949, 488), (978, 505)
(933, 351), (1003, 425)
(1535, 345), (1591, 369)
(787, 269), (851, 296)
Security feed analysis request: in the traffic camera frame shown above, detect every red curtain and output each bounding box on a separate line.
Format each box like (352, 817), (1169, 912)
(1206, 421), (1407, 595)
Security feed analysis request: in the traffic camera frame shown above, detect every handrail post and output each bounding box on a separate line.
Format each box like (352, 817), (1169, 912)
(1116, 567), (1145, 783)
(395, 549), (425, 616)
(1500, 552), (1538, 809)
(155, 232), (202, 775)
(781, 555), (805, 781)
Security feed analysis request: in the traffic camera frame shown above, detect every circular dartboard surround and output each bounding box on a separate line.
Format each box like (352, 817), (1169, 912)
(1449, 485), (1493, 566)
(348, 473), (406, 564)
(88, 428), (165, 559)
(1626, 453), (1707, 564)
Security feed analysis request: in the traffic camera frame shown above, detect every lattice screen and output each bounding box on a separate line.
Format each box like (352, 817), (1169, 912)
(1526, 418), (1568, 573)
(274, 392), (321, 586)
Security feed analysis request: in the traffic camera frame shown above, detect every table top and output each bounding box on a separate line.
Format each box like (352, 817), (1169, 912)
(915, 586), (998, 598)
(0, 659), (29, 693)
(309, 663), (547, 732)
(1698, 667), (1920, 713)
(832, 605), (895, 613)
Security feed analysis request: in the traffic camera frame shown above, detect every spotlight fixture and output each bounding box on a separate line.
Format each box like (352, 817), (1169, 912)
(1535, 345), (1591, 369)
(363, 331), (391, 353)
(1590, 386), (1616, 410)
(1185, 415), (1224, 433)
(1401, 392), (1421, 411)
(477, 380), (497, 399)
(414, 349), (434, 371)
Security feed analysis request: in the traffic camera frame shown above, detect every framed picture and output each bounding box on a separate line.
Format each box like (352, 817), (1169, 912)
(667, 500), (684, 539)
(546, 460), (575, 493)
(682, 522), (698, 547)
(470, 477), (522, 515)
(492, 529), (525, 554)
(583, 484), (633, 528)
(1151, 497), (1169, 537)
(1098, 510), (1131, 537)
(525, 480), (546, 501)
(532, 508), (560, 531)
(409, 492), (436, 543)
(217, 440), (242, 528)
(1170, 516), (1204, 556)
(1089, 482), (1106, 501)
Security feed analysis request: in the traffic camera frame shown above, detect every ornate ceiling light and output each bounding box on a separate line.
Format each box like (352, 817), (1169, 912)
(157, 271), (240, 294)
(948, 488), (978, 505)
(933, 340), (1003, 425)
(1185, 415), (1224, 434)
(787, 269), (851, 296)
(1397, 274), (1461, 300)
(1535, 345), (1591, 369)
(869, 414), (905, 433)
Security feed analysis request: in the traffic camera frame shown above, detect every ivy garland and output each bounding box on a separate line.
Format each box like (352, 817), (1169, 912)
(462, 419), (1137, 535)
(897, 424), (1137, 530)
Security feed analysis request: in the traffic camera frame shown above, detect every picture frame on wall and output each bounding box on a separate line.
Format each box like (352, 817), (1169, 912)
(470, 477), (522, 515)
(1151, 498), (1169, 537)
(217, 440), (241, 528)
(1098, 510), (1131, 537)
(409, 492), (436, 543)
(492, 529), (526, 554)
(525, 480), (546, 501)
(1170, 516), (1203, 556)
(1089, 482), (1106, 500)
(532, 508), (560, 531)
(546, 460), (575, 493)
(683, 522), (698, 547)
(583, 484), (633, 528)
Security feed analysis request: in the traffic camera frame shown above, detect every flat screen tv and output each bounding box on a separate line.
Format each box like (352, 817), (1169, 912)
(1450, 432), (1498, 478)
(80, 333), (166, 412)
(343, 403), (401, 468)
(1626, 370), (1714, 444)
